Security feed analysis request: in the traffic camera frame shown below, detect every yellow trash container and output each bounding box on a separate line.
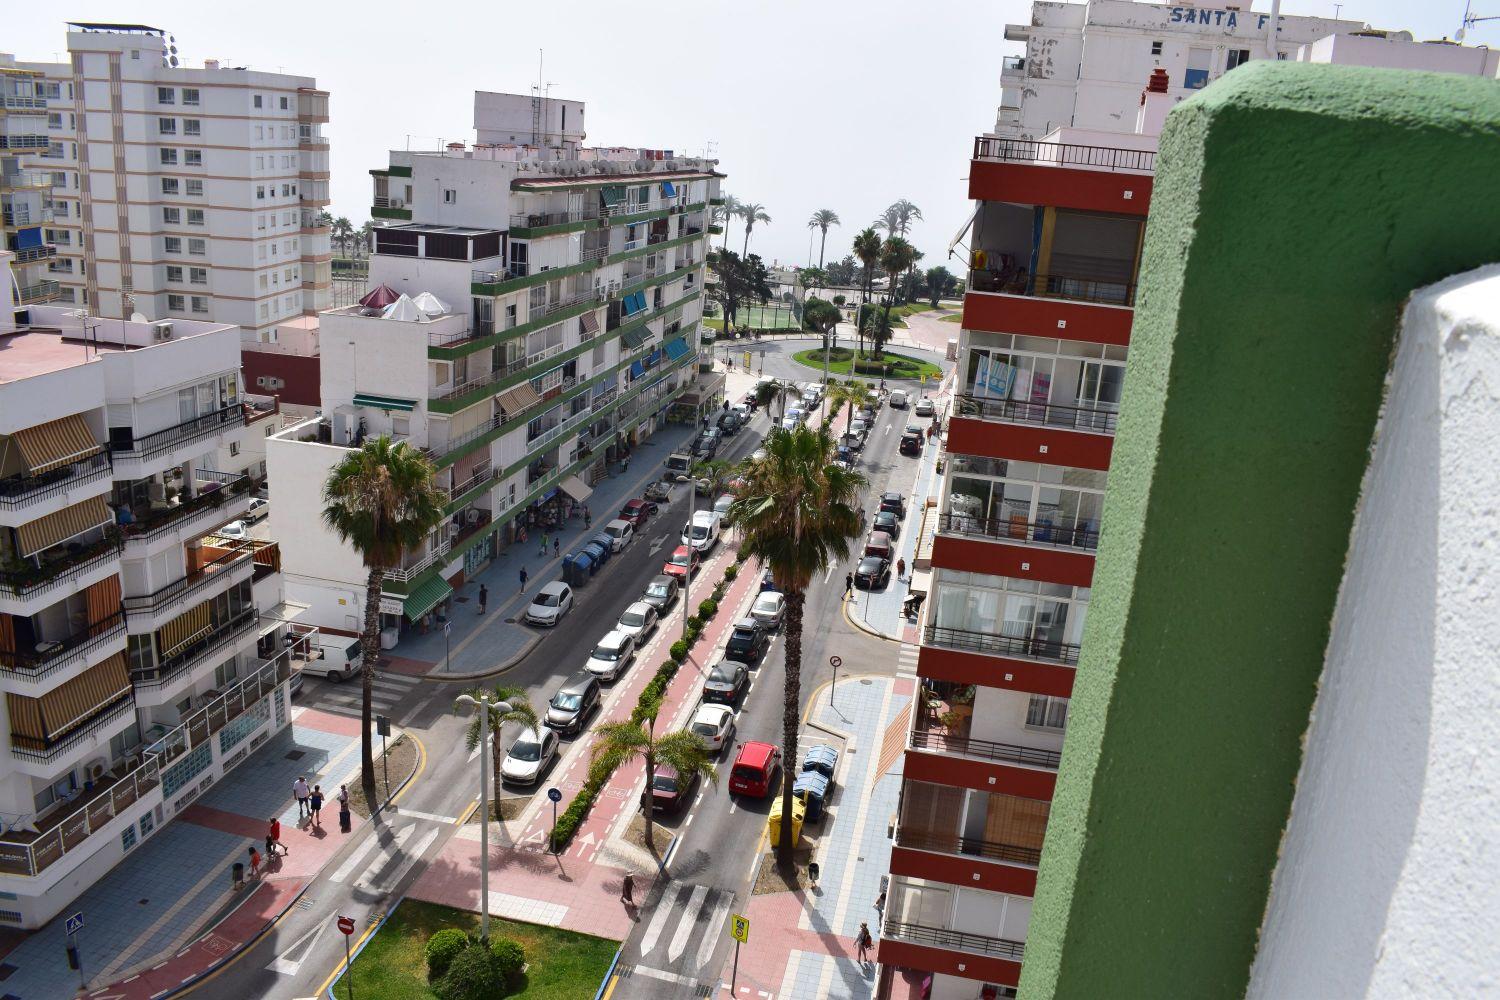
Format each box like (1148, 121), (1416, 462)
(767, 795), (807, 845)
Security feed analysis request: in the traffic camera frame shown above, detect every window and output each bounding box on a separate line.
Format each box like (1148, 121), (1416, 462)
(187, 209), (205, 225)
(158, 117), (177, 135)
(256, 185), (266, 200)
(184, 119), (201, 136)
(160, 147), (178, 165)
(1026, 694), (1069, 732)
(279, 96), (289, 110)
(191, 295), (208, 313)
(121, 825), (137, 852)
(1185, 48), (1212, 89)
(48, 111), (62, 129)
(253, 94), (263, 108)
(182, 88), (199, 106)
(167, 294), (186, 311)
(1150, 40), (1163, 56)
(255, 155), (265, 170)
(165, 236), (182, 254)
(255, 125), (264, 140)
(165, 265), (183, 282)
(185, 149), (202, 166)
(443, 189), (456, 204)
(162, 206), (181, 224)
(186, 179), (203, 196)
(258, 274), (268, 290)
(160, 178), (180, 195)
(139, 811), (155, 839)
(1226, 49), (1252, 71)
(157, 86), (175, 104)
(190, 267), (207, 285)
(188, 238), (207, 255)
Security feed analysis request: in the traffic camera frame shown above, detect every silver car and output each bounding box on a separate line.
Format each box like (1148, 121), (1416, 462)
(501, 727), (559, 786)
(750, 591), (785, 630)
(617, 601), (658, 640)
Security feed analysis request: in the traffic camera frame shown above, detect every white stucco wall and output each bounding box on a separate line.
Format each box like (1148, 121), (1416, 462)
(1248, 265), (1500, 998)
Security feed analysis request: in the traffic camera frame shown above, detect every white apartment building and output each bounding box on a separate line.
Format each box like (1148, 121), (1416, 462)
(2, 65), (60, 307)
(269, 92), (721, 635)
(0, 254), (305, 928)
(2, 21), (331, 343)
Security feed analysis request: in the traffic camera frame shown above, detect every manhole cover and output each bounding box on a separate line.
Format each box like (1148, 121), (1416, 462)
(285, 750), (306, 761)
(860, 678), (873, 685)
(504, 617), (517, 624)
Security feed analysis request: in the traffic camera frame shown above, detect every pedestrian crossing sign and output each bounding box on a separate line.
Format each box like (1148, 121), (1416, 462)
(730, 913), (750, 943)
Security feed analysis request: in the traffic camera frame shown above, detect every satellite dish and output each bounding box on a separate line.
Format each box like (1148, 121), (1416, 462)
(170, 44), (178, 54)
(170, 35), (176, 43)
(1456, 26), (1467, 40)
(130, 311), (148, 323)
(169, 56), (179, 67)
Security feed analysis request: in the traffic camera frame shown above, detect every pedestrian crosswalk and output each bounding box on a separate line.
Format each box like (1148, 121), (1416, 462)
(895, 642), (919, 678)
(311, 671), (423, 718)
(615, 882), (735, 998)
(326, 818), (442, 892)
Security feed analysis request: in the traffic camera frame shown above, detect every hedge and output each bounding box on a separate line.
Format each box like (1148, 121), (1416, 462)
(426, 929), (469, 981)
(698, 599), (718, 618)
(724, 564), (739, 581)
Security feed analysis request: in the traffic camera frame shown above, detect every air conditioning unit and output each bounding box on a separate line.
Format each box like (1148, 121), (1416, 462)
(85, 758), (108, 782)
(152, 320), (174, 341)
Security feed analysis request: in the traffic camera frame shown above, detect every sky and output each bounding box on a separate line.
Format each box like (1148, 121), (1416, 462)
(8, 1), (1484, 276)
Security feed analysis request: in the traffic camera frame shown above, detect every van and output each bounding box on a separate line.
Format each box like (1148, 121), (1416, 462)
(664, 451), (694, 482)
(729, 741), (782, 797)
(864, 530), (894, 560)
(602, 519), (634, 552)
(888, 389), (909, 409)
(314, 634), (362, 683)
(681, 510), (721, 553)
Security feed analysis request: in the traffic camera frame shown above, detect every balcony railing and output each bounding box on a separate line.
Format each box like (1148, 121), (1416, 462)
(9, 694), (134, 762)
(110, 404), (246, 462)
(0, 95), (49, 111)
(373, 196), (406, 209)
(119, 470), (251, 546)
(0, 534), (121, 601)
(16, 279), (61, 303)
(386, 538), (451, 583)
(896, 825), (1042, 867)
(0, 612), (126, 682)
(937, 513), (1099, 552)
(121, 547), (254, 618)
(510, 209), (597, 229)
(472, 263), (529, 285)
(910, 721), (1061, 770)
(131, 608), (258, 690)
(973, 136), (1155, 173)
(923, 623), (1081, 666)
(11, 243), (56, 263)
(954, 394), (1118, 435)
(882, 920), (1026, 962)
(0, 450), (112, 511)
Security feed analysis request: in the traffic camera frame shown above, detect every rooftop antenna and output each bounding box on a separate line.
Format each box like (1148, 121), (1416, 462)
(531, 50), (556, 147)
(1458, 0), (1499, 39)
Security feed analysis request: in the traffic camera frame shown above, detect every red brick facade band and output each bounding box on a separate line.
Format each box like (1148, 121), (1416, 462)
(931, 533), (1095, 589)
(890, 844), (1039, 897)
(904, 748), (1059, 800)
(240, 350), (321, 408)
(916, 644), (1075, 700)
(948, 414), (1114, 472)
(877, 938), (1023, 989)
(968, 159), (1153, 218)
(961, 291), (1134, 347)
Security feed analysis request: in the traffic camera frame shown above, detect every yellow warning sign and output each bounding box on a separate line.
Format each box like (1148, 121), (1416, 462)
(729, 913), (750, 943)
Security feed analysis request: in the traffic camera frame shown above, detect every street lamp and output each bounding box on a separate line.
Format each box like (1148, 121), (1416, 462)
(453, 693), (513, 941)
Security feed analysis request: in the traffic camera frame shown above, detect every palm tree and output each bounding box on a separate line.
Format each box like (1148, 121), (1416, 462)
(738, 202), (770, 257)
(332, 216), (354, 257)
(716, 195), (741, 254)
(890, 199), (923, 237)
(826, 379), (873, 431)
(357, 221), (375, 258)
(729, 426), (863, 864)
(852, 227), (883, 359)
(322, 437), (446, 799)
(877, 237), (918, 359)
(754, 379), (792, 421)
(456, 685), (538, 819)
(806, 209), (841, 270)
(591, 712), (717, 854)
(692, 458), (734, 497)
(873, 205), (902, 235)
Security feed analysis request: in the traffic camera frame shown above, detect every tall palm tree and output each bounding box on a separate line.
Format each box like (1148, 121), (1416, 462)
(738, 202), (771, 257)
(877, 237), (918, 359)
(357, 220), (375, 258)
(806, 209), (841, 270)
(826, 379), (873, 431)
(716, 195), (741, 254)
(591, 714), (717, 853)
(322, 437), (445, 799)
(852, 227), (883, 360)
(332, 216), (354, 257)
(754, 379), (792, 421)
(729, 426), (863, 863)
(873, 205), (902, 235)
(455, 685), (538, 819)
(890, 199), (923, 237)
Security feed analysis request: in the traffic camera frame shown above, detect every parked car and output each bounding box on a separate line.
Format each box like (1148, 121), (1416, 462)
(840, 432), (865, 454)
(216, 520), (250, 541)
(602, 519), (635, 552)
(585, 629), (637, 682)
(651, 765), (701, 814)
(617, 601), (658, 640)
(618, 499), (654, 528)
(717, 410), (744, 435)
(644, 480), (673, 504)
(872, 510), (901, 539)
(864, 531), (894, 561)
(855, 554), (891, 590)
(525, 581), (574, 627)
(665, 451), (694, 482)
(500, 727), (559, 786)
(889, 388), (909, 409)
(856, 406), (876, 424)
(713, 493), (736, 519)
(664, 544), (699, 580)
(682, 511), (721, 553)
(729, 741), (782, 798)
(704, 657), (750, 703)
(899, 431), (924, 456)
(750, 591), (785, 630)
(879, 492), (907, 518)
(760, 568), (779, 592)
(725, 618), (770, 662)
(545, 672), (601, 735)
(690, 703), (736, 755)
(914, 397), (935, 417)
(692, 432), (719, 459)
(849, 418), (869, 439)
(641, 574), (680, 611)
(245, 497), (269, 523)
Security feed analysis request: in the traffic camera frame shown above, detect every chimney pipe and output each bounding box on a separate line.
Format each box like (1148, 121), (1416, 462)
(1136, 69), (1173, 136)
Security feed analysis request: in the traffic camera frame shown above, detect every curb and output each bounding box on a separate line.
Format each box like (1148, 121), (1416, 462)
(324, 893), (407, 999)
(841, 594), (903, 644)
(417, 633), (540, 683)
(594, 944), (626, 1000)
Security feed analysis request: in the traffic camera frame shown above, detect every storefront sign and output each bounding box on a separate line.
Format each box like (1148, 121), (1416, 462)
(1168, 6), (1279, 29)
(379, 596), (404, 616)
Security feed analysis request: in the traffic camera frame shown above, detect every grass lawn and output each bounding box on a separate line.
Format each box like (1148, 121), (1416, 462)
(334, 898), (619, 1000)
(703, 316), (725, 330)
(791, 346), (943, 381)
(940, 313), (963, 323)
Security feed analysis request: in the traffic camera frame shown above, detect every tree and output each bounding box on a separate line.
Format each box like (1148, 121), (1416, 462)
(876, 237), (918, 358)
(316, 210), (335, 230)
(590, 709), (717, 854)
(826, 379), (873, 431)
(357, 220), (375, 258)
(715, 194), (741, 254)
(332, 216), (354, 257)
(852, 228), (883, 358)
(861, 308), (893, 363)
(322, 437), (446, 799)
(737, 202), (771, 257)
(727, 426), (863, 864)
(825, 255), (857, 287)
(802, 297), (842, 350)
(753, 379), (789, 419)
(806, 209), (841, 269)
(925, 266), (954, 307)
(708, 249), (772, 336)
(873, 205), (902, 236)
(455, 685), (538, 819)
(692, 458), (734, 497)
(798, 267), (828, 297)
(882, 199), (924, 237)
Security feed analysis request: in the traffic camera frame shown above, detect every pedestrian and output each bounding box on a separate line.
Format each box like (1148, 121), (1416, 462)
(266, 817), (286, 857)
(519, 566), (529, 592)
(293, 775), (310, 819)
(845, 572), (855, 598)
(856, 922), (873, 964)
(897, 558), (906, 582)
(539, 532), (548, 556)
(553, 536), (560, 557)
(478, 584), (488, 614)
(309, 785), (324, 827)
(248, 845), (262, 879)
(584, 504), (592, 528)
(874, 889), (886, 917)
(620, 871), (635, 906)
(337, 784), (352, 833)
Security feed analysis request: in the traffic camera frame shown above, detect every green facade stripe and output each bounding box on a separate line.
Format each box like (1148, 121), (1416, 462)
(469, 231), (705, 297)
(1020, 62), (1500, 1000)
(371, 206), (411, 220)
(511, 174), (714, 193)
(387, 165), (412, 177)
(509, 219), (596, 239)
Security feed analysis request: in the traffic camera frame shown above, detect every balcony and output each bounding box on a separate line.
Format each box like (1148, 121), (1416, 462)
(0, 135), (50, 151)
(3, 206), (54, 226)
(0, 755), (161, 877)
(973, 136), (1155, 174)
(130, 607), (258, 691)
(923, 623), (1080, 667)
(0, 451), (112, 514)
(953, 394), (1117, 436)
(386, 538), (452, 583)
(0, 95), (49, 111)
(121, 546), (254, 622)
(374, 195), (407, 210)
(11, 243), (57, 263)
(108, 404), (245, 470)
(936, 512), (1099, 552)
(16, 278), (60, 304)
(882, 919), (1025, 962)
(910, 700), (1061, 771)
(0, 534), (121, 605)
(967, 256), (1136, 307)
(10, 694), (134, 764)
(896, 825), (1042, 868)
(118, 470), (252, 550)
(0, 611), (126, 686)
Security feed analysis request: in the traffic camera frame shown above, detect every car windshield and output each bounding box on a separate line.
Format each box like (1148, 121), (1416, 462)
(670, 551), (690, 566)
(709, 665), (737, 683)
(621, 610), (647, 628)
(754, 597), (778, 612)
(652, 774), (679, 792)
(592, 643), (621, 661)
(731, 628), (756, 643)
(551, 693), (581, 711)
(510, 737), (541, 762)
(691, 525), (709, 540)
(692, 722), (718, 738)
(860, 558), (882, 572)
(732, 766), (759, 782)
(537, 593), (559, 608)
(647, 582), (671, 598)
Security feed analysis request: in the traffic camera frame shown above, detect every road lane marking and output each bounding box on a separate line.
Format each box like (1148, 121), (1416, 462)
(695, 892), (733, 970)
(389, 808), (458, 824)
(639, 883), (687, 957)
(667, 885), (710, 962)
(327, 828), (385, 884)
(631, 966), (698, 985)
(266, 919), (329, 976)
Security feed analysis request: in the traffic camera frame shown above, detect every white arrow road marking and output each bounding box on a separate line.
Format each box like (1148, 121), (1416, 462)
(266, 919), (329, 976)
(327, 828), (384, 884)
(667, 885), (710, 963)
(467, 744), (481, 763)
(649, 535), (668, 554)
(695, 893), (733, 970)
(639, 883), (687, 957)
(354, 823), (418, 888)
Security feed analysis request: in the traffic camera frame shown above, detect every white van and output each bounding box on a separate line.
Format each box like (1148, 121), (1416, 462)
(603, 519), (635, 552)
(681, 510), (721, 552)
(888, 389), (909, 409)
(314, 634), (362, 683)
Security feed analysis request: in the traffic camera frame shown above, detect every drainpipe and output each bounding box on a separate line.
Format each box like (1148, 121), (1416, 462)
(1264, 0), (1283, 59)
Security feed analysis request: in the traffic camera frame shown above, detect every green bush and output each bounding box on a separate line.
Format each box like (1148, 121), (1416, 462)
(425, 928), (470, 981)
(490, 937), (525, 986)
(669, 639), (689, 663)
(698, 599), (718, 618)
(436, 942), (500, 1000)
(685, 621), (702, 643)
(723, 563), (739, 581)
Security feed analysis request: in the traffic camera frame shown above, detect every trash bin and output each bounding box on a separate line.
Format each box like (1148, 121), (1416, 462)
(562, 554), (587, 587)
(232, 861), (244, 888)
(767, 795), (806, 845)
(793, 771), (830, 822)
(801, 745), (839, 778)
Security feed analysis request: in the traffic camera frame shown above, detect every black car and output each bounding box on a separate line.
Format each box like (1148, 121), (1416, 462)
(899, 432), (924, 456)
(854, 555), (891, 590)
(545, 672), (601, 735)
(872, 511), (901, 539)
(641, 574), (680, 612)
(704, 658), (750, 703)
(879, 492), (907, 518)
(725, 618), (769, 661)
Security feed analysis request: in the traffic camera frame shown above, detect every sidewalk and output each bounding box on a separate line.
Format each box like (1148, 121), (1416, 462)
(718, 673), (913, 999)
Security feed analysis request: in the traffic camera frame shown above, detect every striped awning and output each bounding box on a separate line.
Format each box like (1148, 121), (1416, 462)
(17, 495), (112, 557)
(11, 413), (102, 474)
(6, 652), (131, 744)
(621, 326), (647, 350)
(580, 310), (600, 335)
(403, 575), (453, 620)
(629, 360), (646, 379)
(352, 392), (417, 412)
(496, 382), (541, 417)
(159, 600), (213, 658)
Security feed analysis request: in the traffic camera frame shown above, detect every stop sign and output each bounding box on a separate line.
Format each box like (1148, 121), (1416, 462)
(337, 915), (356, 936)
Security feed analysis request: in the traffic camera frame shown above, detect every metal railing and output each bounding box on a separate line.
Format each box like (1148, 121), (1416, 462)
(373, 196), (406, 209)
(954, 394), (1118, 435)
(910, 723), (1062, 770)
(896, 826), (1043, 867)
(16, 279), (61, 303)
(937, 513), (1099, 552)
(121, 547), (254, 617)
(131, 608), (258, 690)
(922, 623), (1081, 666)
(110, 404), (246, 462)
(471, 263), (529, 285)
(0, 95), (49, 110)
(0, 612), (125, 681)
(510, 209), (597, 229)
(443, 464), (494, 504)
(386, 538), (452, 583)
(882, 920), (1026, 962)
(973, 136), (1156, 173)
(11, 244), (56, 263)
(9, 695), (134, 762)
(0, 450), (111, 510)
(0, 535), (121, 600)
(120, 470), (251, 546)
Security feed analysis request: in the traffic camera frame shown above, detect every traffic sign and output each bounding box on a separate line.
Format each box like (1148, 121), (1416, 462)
(547, 787), (562, 803)
(65, 912), (84, 935)
(829, 655), (842, 668)
(376, 715), (390, 737)
(729, 913), (750, 943)
(337, 915), (356, 936)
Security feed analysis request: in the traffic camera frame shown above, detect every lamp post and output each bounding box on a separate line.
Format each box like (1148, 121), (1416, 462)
(453, 693), (513, 941)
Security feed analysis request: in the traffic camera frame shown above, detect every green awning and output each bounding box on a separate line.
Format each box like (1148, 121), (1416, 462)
(402, 576), (453, 620)
(600, 185), (625, 207)
(353, 392), (417, 412)
(620, 326), (648, 350)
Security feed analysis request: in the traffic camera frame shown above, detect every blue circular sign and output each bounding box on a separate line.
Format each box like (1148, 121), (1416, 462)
(547, 787), (562, 803)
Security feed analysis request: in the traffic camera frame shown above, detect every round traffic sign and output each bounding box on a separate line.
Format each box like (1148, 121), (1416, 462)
(547, 787), (562, 803)
(337, 916), (356, 936)
(829, 655), (842, 668)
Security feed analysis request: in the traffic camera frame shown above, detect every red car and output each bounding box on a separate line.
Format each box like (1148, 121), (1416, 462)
(618, 498), (654, 528)
(729, 741), (782, 798)
(651, 765), (701, 813)
(663, 544), (698, 580)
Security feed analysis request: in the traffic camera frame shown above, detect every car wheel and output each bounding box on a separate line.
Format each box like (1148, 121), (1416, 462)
(327, 671), (343, 683)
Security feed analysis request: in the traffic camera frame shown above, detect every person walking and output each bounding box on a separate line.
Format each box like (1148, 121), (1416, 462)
(856, 922), (874, 964)
(519, 566), (528, 592)
(309, 785), (324, 827)
(478, 584), (488, 614)
(266, 817), (286, 857)
(845, 572), (855, 599)
(293, 776), (310, 820)
(874, 889), (886, 918)
(553, 536), (560, 557)
(539, 532), (548, 557)
(584, 504), (592, 528)
(896, 557), (906, 582)
(248, 845), (262, 879)
(337, 784), (352, 833)
(620, 871), (635, 906)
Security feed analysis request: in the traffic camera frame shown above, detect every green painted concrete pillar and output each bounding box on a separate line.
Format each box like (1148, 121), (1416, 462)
(1020, 62), (1500, 999)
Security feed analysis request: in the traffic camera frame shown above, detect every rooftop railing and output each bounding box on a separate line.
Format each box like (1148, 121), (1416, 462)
(121, 546), (254, 617)
(973, 136), (1156, 173)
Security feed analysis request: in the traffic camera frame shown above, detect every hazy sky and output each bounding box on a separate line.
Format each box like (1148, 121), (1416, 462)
(9, 1), (1484, 274)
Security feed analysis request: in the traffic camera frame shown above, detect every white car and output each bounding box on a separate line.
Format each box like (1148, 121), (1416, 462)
(585, 629), (637, 681)
(914, 397), (935, 417)
(850, 418), (869, 438)
(780, 414), (800, 432)
(525, 581), (574, 627)
(501, 727), (559, 786)
(751, 448), (768, 462)
(245, 497), (269, 523)
(690, 703), (737, 754)
(616, 601), (658, 640)
(713, 493), (735, 519)
(216, 520), (250, 540)
(681, 510), (721, 552)
(602, 519), (634, 552)
(750, 591), (786, 630)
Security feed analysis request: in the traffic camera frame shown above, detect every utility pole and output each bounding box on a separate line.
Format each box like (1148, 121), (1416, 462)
(454, 693), (513, 940)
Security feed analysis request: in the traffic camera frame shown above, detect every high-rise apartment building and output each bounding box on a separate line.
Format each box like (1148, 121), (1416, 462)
(3, 22), (331, 342)
(1, 65), (60, 307)
(268, 92), (722, 635)
(0, 258), (305, 928)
